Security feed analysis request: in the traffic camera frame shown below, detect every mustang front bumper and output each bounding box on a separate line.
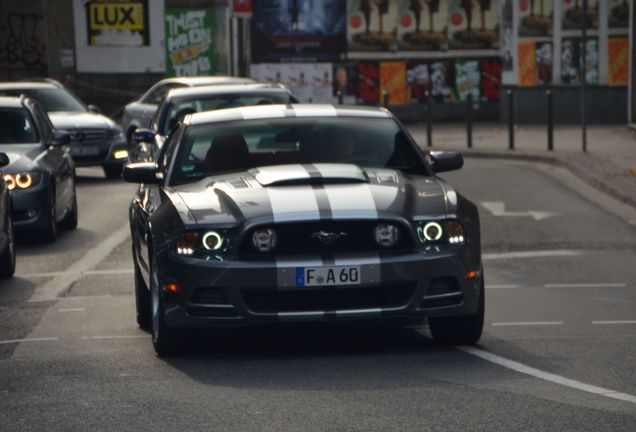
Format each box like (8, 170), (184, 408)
(155, 248), (482, 329)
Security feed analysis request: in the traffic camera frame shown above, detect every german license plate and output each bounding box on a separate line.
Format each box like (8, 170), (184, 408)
(296, 266), (361, 287)
(70, 146), (99, 156)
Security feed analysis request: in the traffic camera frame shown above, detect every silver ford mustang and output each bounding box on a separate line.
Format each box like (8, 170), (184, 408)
(124, 104), (483, 356)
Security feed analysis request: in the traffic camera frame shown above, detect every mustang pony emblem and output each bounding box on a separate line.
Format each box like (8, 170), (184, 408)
(311, 230), (348, 245)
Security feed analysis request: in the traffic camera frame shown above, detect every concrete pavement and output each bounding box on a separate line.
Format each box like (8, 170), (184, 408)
(407, 123), (636, 209)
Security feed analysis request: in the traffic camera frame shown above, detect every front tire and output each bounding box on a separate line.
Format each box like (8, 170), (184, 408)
(429, 272), (485, 345)
(39, 187), (58, 243)
(61, 183), (78, 230)
(0, 210), (15, 278)
(133, 245), (151, 329)
(150, 255), (179, 356)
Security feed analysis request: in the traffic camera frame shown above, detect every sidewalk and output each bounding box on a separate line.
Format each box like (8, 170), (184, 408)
(407, 123), (636, 209)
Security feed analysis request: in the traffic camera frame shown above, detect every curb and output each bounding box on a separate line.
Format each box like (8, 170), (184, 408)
(459, 149), (636, 210)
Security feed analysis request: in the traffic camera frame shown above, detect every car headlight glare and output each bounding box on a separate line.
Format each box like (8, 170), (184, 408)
(417, 220), (465, 245)
(202, 231), (223, 251)
(252, 228), (278, 252)
(3, 172), (40, 190)
(374, 223), (399, 248)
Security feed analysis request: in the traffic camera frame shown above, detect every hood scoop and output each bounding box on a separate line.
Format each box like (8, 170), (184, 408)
(250, 164), (369, 187)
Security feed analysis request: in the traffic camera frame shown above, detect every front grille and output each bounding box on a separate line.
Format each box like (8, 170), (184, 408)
(241, 283), (415, 313)
(68, 128), (107, 144)
(238, 220), (415, 257)
(190, 286), (227, 304)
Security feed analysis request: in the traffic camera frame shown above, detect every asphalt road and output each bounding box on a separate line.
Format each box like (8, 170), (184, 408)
(0, 159), (635, 431)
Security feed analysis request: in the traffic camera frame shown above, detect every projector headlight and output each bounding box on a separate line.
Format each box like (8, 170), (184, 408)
(416, 220), (465, 245)
(252, 228), (278, 252)
(374, 223), (399, 248)
(3, 172), (42, 190)
(175, 229), (229, 256)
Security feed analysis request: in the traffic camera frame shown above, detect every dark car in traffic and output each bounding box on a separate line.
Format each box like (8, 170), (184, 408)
(0, 81), (127, 178)
(120, 76), (255, 146)
(130, 83), (298, 162)
(0, 152), (14, 277)
(0, 96), (77, 242)
(124, 104), (483, 356)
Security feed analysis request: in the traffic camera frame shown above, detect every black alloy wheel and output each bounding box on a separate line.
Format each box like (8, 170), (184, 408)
(133, 245), (151, 329)
(150, 254), (178, 356)
(39, 187), (58, 243)
(0, 210), (15, 278)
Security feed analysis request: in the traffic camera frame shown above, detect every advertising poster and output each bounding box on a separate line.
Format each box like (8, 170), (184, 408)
(455, 59), (480, 101)
(562, 0), (598, 31)
(348, 0), (398, 52)
(406, 63), (430, 103)
(501, 0), (514, 71)
(608, 37), (628, 85)
(517, 41), (537, 85)
(85, 0), (150, 46)
(429, 60), (455, 102)
(308, 64), (334, 103)
(333, 63), (358, 101)
(480, 58), (501, 101)
(380, 62), (407, 105)
(561, 38), (598, 84)
(251, 0), (346, 62)
(165, 8), (215, 77)
(356, 61), (381, 104)
(448, 0), (500, 50)
(535, 41), (552, 84)
(519, 0), (553, 37)
(397, 0), (449, 51)
(250, 63), (289, 85)
(250, 63), (333, 102)
(608, 0), (629, 30)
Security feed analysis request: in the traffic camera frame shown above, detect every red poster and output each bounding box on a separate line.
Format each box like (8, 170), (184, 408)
(356, 62), (380, 105)
(380, 62), (406, 105)
(233, 0), (252, 15)
(517, 41), (537, 86)
(608, 37), (628, 85)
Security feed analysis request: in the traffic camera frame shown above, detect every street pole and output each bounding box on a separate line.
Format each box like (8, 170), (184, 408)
(581, 0), (587, 153)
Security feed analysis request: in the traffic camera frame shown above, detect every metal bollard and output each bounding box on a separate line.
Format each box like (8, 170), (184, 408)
(383, 91), (389, 107)
(337, 90), (343, 105)
(425, 91), (432, 148)
(507, 89), (514, 150)
(547, 89), (553, 151)
(466, 93), (473, 149)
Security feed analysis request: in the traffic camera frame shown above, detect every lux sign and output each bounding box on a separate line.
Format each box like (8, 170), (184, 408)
(89, 3), (144, 31)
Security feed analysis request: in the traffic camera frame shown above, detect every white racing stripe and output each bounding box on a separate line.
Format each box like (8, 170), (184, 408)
(323, 183), (378, 219)
(459, 346), (636, 404)
(267, 186), (320, 223)
(28, 225), (130, 302)
(483, 250), (582, 260)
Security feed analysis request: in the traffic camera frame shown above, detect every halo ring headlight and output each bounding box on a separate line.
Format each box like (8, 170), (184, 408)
(202, 231), (223, 251)
(422, 222), (443, 241)
(16, 173), (33, 189)
(3, 174), (15, 191)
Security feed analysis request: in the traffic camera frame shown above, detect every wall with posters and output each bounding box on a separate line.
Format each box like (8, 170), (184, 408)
(73, 0), (165, 73)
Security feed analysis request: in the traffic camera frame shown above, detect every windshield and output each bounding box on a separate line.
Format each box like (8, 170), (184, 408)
(170, 117), (426, 185)
(0, 88), (86, 113)
(0, 108), (39, 143)
(160, 92), (293, 135)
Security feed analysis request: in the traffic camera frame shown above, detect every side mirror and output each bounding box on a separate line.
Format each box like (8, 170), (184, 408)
(50, 130), (71, 146)
(0, 152), (9, 168)
(122, 162), (161, 184)
(429, 151), (463, 173)
(87, 104), (101, 113)
(133, 128), (155, 144)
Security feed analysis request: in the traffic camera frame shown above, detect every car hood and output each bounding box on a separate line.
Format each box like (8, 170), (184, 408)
(48, 111), (117, 130)
(168, 164), (454, 227)
(0, 144), (43, 172)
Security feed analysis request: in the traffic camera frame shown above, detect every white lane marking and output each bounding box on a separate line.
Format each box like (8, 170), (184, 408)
(20, 268), (133, 278)
(81, 335), (150, 340)
(486, 284), (518, 289)
(545, 283), (627, 288)
(592, 320), (636, 325)
(58, 308), (86, 313)
(481, 201), (560, 221)
(0, 337), (59, 345)
(491, 321), (564, 327)
(267, 186), (319, 222)
(28, 226), (130, 302)
(483, 250), (582, 260)
(459, 346), (636, 404)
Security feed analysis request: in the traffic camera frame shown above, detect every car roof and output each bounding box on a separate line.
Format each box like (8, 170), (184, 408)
(0, 96), (27, 108)
(165, 83), (289, 100)
(186, 104), (392, 126)
(0, 82), (58, 90)
(155, 76), (254, 87)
